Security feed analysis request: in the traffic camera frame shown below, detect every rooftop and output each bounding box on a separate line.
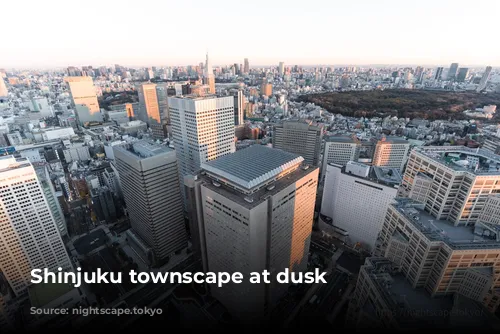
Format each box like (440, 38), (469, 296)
(201, 145), (304, 192)
(28, 282), (75, 308)
(372, 166), (403, 186)
(324, 135), (359, 143)
(378, 136), (409, 144)
(0, 156), (31, 172)
(73, 228), (109, 255)
(393, 198), (500, 250)
(114, 140), (173, 160)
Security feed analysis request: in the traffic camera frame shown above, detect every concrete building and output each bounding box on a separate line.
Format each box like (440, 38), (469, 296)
(75, 104), (102, 125)
(168, 95), (235, 207)
(320, 161), (400, 251)
(65, 76), (100, 121)
(477, 66), (493, 92)
(482, 135), (500, 154)
(137, 83), (165, 139)
(272, 120), (324, 167)
(434, 67), (444, 80)
(233, 89), (244, 126)
(0, 156), (72, 324)
(321, 136), (361, 178)
(187, 145), (319, 322)
(119, 120), (148, 136)
(26, 97), (53, 117)
(401, 146), (500, 226)
(260, 81), (273, 97)
(0, 77), (7, 97)
(244, 58), (249, 74)
(278, 62), (285, 76)
(346, 257), (500, 330)
(375, 198), (500, 315)
(372, 137), (410, 172)
(113, 141), (187, 265)
(62, 143), (91, 162)
(203, 53), (215, 94)
(456, 67), (469, 82)
(448, 62), (459, 80)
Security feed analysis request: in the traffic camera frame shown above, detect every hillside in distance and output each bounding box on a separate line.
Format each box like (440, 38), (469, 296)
(298, 89), (500, 121)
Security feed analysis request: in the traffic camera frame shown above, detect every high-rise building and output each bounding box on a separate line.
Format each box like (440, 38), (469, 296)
(456, 67), (469, 82)
(244, 58), (249, 74)
(260, 81), (273, 96)
(447, 62), (459, 80)
(272, 120), (324, 166)
(187, 145), (319, 322)
(74, 104), (103, 125)
(168, 95), (235, 207)
(372, 137), (410, 172)
(400, 146), (500, 226)
(233, 89), (244, 126)
(203, 53), (215, 94)
(155, 83), (172, 127)
(278, 62), (285, 76)
(137, 83), (165, 139)
(0, 77), (7, 97)
(477, 66), (493, 92)
(65, 76), (101, 123)
(113, 141), (187, 265)
(434, 67), (444, 80)
(0, 156), (73, 297)
(373, 198), (500, 315)
(320, 161), (401, 251)
(321, 136), (361, 178)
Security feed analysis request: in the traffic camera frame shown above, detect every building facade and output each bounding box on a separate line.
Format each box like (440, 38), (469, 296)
(372, 137), (410, 172)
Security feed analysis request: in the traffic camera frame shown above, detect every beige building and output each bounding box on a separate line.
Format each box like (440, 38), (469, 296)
(65, 76), (100, 115)
(187, 145), (319, 322)
(375, 198), (500, 314)
(401, 146), (500, 226)
(321, 136), (361, 178)
(0, 77), (7, 97)
(372, 137), (410, 172)
(137, 83), (164, 139)
(260, 82), (273, 97)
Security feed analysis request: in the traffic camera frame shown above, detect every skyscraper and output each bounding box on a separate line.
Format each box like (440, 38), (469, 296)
(278, 62), (285, 76)
(65, 76), (101, 122)
(137, 83), (165, 139)
(0, 156), (73, 297)
(447, 62), (459, 80)
(260, 81), (273, 96)
(188, 145), (319, 322)
(0, 77), (7, 97)
(244, 58), (249, 74)
(372, 137), (410, 172)
(233, 89), (244, 126)
(477, 66), (492, 92)
(113, 141), (187, 265)
(456, 67), (469, 82)
(168, 95), (235, 206)
(203, 53), (216, 94)
(272, 120), (324, 166)
(434, 66), (444, 80)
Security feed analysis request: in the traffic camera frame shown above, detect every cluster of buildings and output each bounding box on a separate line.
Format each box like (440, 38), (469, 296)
(0, 58), (499, 330)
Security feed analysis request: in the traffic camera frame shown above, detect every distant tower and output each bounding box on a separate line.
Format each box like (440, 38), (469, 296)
(0, 77), (7, 98)
(279, 62), (285, 76)
(477, 66), (493, 92)
(204, 53), (216, 94)
(244, 58), (249, 74)
(434, 67), (444, 80)
(447, 62), (459, 80)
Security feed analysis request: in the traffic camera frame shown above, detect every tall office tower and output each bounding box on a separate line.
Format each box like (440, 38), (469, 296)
(156, 83), (171, 127)
(456, 67), (469, 82)
(477, 66), (493, 92)
(137, 83), (165, 139)
(278, 62), (285, 76)
(233, 89), (244, 126)
(233, 63), (239, 75)
(168, 95), (235, 207)
(65, 76), (101, 123)
(447, 62), (459, 80)
(66, 66), (82, 76)
(346, 257), (500, 330)
(203, 53), (216, 94)
(260, 81), (273, 96)
(371, 198), (500, 315)
(321, 136), (361, 178)
(0, 77), (7, 97)
(188, 145), (319, 322)
(113, 141), (187, 265)
(400, 146), (500, 226)
(0, 156), (72, 297)
(272, 120), (324, 166)
(372, 137), (410, 172)
(434, 66), (444, 80)
(244, 58), (249, 74)
(320, 162), (400, 252)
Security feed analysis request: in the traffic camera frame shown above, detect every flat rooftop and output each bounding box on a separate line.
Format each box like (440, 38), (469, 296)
(28, 282), (75, 308)
(0, 156), (31, 172)
(393, 199), (500, 250)
(416, 146), (500, 175)
(378, 136), (409, 144)
(201, 145), (304, 192)
(324, 136), (358, 143)
(372, 166), (402, 185)
(114, 140), (173, 159)
(73, 228), (109, 255)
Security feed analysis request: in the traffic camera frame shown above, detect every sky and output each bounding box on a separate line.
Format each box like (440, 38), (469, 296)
(2, 0), (499, 68)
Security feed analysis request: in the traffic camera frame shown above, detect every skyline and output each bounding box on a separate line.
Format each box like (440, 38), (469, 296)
(2, 0), (500, 68)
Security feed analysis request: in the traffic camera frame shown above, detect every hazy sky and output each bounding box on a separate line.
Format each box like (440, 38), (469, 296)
(2, 0), (499, 68)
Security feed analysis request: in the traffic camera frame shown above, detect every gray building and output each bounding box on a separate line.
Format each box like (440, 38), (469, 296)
(75, 104), (103, 125)
(477, 66), (493, 92)
(448, 62), (459, 80)
(186, 145), (319, 322)
(272, 120), (323, 166)
(456, 67), (469, 82)
(113, 141), (187, 265)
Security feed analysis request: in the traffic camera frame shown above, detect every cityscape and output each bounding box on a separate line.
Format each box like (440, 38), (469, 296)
(2, 1), (500, 331)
